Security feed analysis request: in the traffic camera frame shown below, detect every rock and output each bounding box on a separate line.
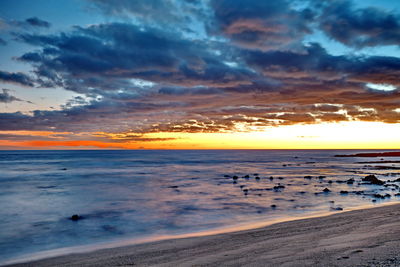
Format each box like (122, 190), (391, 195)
(318, 176), (326, 179)
(254, 173), (259, 176)
(331, 207), (343, 211)
(278, 177), (284, 180)
(328, 180), (333, 184)
(255, 176), (260, 180)
(224, 175), (230, 178)
(373, 193), (391, 199)
(304, 176), (312, 179)
(271, 204), (277, 209)
(168, 185), (179, 188)
(70, 214), (82, 221)
(273, 185), (285, 190)
(346, 178), (355, 184)
(232, 176), (238, 180)
(340, 191), (349, 194)
(362, 175), (385, 185)
(61, 168), (67, 171)
(243, 175), (250, 179)
(323, 188), (331, 193)
(269, 176), (274, 181)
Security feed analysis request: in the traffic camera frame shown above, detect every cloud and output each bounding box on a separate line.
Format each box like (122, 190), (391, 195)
(25, 17), (51, 28)
(314, 0), (400, 47)
(0, 71), (35, 86)
(0, 37), (6, 46)
(2, 0), (400, 141)
(0, 89), (22, 103)
(209, 0), (313, 51)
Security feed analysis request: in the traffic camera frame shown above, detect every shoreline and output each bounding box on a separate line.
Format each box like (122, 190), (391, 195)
(5, 202), (400, 267)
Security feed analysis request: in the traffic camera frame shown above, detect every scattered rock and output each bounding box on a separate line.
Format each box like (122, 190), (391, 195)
(61, 168), (67, 171)
(346, 178), (355, 184)
(255, 176), (260, 180)
(271, 204), (277, 209)
(304, 176), (312, 179)
(323, 188), (331, 193)
(243, 175), (250, 179)
(70, 214), (82, 221)
(318, 176), (326, 179)
(273, 185), (285, 190)
(340, 191), (349, 194)
(362, 175), (385, 185)
(232, 176), (238, 180)
(168, 185), (179, 189)
(269, 176), (274, 181)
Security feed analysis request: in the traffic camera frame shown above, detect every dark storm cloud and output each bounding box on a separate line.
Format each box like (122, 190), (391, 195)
(314, 0), (400, 48)
(0, 89), (22, 103)
(0, 70), (34, 87)
(2, 0), (400, 136)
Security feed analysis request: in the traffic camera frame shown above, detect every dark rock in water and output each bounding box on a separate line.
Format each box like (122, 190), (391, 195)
(395, 193), (400, 196)
(70, 214), (82, 221)
(243, 175), (250, 179)
(61, 168), (67, 171)
(254, 173), (259, 176)
(331, 207), (343, 211)
(335, 180), (345, 184)
(346, 178), (355, 185)
(273, 185), (285, 190)
(271, 204), (277, 209)
(323, 188), (331, 193)
(255, 176), (260, 180)
(278, 177), (284, 180)
(328, 180), (333, 184)
(340, 191), (349, 194)
(304, 176), (312, 179)
(282, 164), (287, 167)
(362, 175), (385, 185)
(168, 185), (179, 189)
(232, 176), (238, 180)
(372, 199), (377, 202)
(224, 175), (230, 178)
(239, 185), (245, 189)
(318, 176), (326, 179)
(269, 176), (274, 181)
(243, 189), (249, 193)
(373, 193), (391, 199)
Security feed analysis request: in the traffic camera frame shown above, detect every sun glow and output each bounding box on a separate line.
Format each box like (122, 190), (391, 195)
(0, 121), (399, 150)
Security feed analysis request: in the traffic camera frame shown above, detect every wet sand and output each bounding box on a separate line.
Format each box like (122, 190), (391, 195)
(7, 203), (400, 267)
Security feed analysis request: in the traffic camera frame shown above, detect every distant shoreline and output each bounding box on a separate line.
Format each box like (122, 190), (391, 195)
(6, 203), (400, 267)
(335, 151), (400, 157)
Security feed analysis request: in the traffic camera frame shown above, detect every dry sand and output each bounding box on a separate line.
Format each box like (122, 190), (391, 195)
(7, 203), (400, 267)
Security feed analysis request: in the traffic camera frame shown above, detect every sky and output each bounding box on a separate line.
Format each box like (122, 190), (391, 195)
(0, 0), (400, 149)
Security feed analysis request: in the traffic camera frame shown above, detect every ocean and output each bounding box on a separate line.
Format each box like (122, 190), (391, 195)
(0, 149), (399, 264)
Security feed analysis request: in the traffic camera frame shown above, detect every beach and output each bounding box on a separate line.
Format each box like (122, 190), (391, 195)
(7, 203), (400, 267)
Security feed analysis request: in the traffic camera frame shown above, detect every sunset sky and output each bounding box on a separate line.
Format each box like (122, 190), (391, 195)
(0, 0), (400, 149)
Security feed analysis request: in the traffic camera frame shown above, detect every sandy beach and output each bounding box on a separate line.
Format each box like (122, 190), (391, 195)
(6, 203), (400, 267)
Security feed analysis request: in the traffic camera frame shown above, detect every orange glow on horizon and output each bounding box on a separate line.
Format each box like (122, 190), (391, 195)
(0, 121), (400, 150)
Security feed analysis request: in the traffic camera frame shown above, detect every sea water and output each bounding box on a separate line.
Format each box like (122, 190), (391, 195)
(0, 150), (399, 264)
